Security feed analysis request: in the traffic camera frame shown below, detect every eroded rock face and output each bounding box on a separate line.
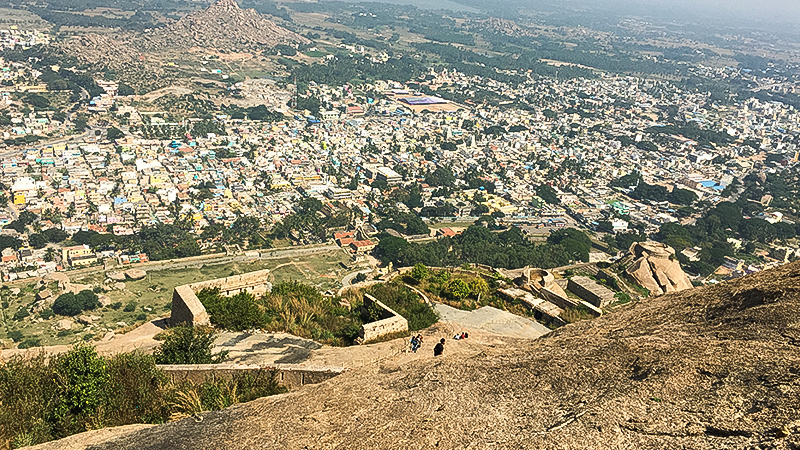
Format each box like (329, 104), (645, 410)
(626, 241), (692, 295)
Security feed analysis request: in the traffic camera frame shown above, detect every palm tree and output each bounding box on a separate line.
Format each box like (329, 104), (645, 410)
(44, 247), (56, 262)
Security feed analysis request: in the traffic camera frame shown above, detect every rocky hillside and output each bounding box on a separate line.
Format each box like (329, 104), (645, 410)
(137, 0), (309, 51)
(46, 261), (800, 449)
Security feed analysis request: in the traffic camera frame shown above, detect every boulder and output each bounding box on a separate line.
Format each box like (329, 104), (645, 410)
(629, 241), (675, 259)
(107, 271), (127, 282)
(124, 269), (147, 280)
(625, 241), (692, 296)
(36, 289), (53, 301)
(65, 283), (92, 295)
(102, 331), (115, 341)
(44, 272), (70, 284)
(57, 319), (73, 331)
(98, 294), (112, 307)
(9, 287), (20, 296)
(113, 282), (126, 291)
(77, 315), (102, 325)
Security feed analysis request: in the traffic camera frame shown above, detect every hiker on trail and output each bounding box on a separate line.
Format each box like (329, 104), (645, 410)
(434, 338), (445, 356)
(411, 335), (423, 353)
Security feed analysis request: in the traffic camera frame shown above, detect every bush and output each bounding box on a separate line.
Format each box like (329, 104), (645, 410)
(197, 288), (265, 331)
(40, 308), (54, 320)
(52, 290), (100, 316)
(13, 307), (30, 321)
(135, 313), (147, 321)
(110, 302), (122, 310)
(55, 343), (110, 418)
(153, 325), (228, 364)
(18, 338), (41, 349)
(8, 330), (24, 342)
(0, 345), (279, 447)
(123, 301), (137, 312)
(366, 282), (438, 331)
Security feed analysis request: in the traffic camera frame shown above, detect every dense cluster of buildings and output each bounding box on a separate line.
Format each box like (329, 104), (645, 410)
(0, 44), (798, 282)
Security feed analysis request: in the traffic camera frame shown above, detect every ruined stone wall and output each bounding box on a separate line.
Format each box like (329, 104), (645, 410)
(170, 269), (272, 327)
(360, 294), (409, 342)
(170, 285), (210, 327)
(567, 276), (616, 308)
(188, 268), (273, 296)
(158, 364), (344, 390)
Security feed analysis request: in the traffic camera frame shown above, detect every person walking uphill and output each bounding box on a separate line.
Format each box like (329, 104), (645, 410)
(434, 338), (445, 356)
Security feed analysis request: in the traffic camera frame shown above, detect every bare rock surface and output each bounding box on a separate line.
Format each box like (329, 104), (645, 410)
(71, 261), (800, 450)
(107, 272), (126, 282)
(124, 269), (146, 280)
(627, 241), (692, 295)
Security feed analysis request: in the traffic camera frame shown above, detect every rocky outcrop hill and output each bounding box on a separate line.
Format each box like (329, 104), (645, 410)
(626, 240), (693, 295)
(137, 0), (309, 51)
(55, 260), (800, 449)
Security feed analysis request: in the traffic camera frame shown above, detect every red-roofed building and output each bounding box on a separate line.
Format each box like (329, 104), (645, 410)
(350, 239), (376, 254)
(439, 228), (458, 238)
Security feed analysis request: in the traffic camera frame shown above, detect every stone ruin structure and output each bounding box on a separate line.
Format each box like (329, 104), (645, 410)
(626, 241), (692, 296)
(359, 293), (408, 342)
(170, 269), (273, 327)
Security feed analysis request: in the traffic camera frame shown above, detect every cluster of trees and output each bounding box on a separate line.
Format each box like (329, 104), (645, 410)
(611, 172), (698, 206)
(376, 225), (590, 269)
(200, 216), (270, 250)
(28, 228), (69, 249)
(536, 185), (559, 205)
(363, 281), (439, 331)
(71, 223), (201, 261)
(52, 290), (100, 317)
(656, 200), (800, 276)
(644, 122), (734, 147)
(198, 281), (359, 344)
(376, 212), (429, 236)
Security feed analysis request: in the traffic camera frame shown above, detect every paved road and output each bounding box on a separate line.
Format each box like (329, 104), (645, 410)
(340, 268), (374, 288)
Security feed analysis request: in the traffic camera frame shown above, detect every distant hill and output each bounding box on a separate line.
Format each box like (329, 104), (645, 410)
(137, 0), (309, 51)
(41, 260), (800, 449)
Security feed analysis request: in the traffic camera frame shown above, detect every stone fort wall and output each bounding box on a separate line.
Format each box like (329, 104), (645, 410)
(158, 363), (345, 390)
(170, 269), (273, 327)
(360, 293), (409, 342)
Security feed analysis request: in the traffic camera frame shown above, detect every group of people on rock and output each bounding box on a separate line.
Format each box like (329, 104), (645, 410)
(410, 331), (469, 357)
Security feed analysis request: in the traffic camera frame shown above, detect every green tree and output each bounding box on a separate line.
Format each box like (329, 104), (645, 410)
(448, 279), (471, 300)
(106, 127), (124, 141)
(153, 325), (228, 364)
(469, 278), (489, 303)
(536, 185), (559, 204)
(55, 344), (110, 417)
(410, 263), (429, 282)
(52, 290), (100, 316)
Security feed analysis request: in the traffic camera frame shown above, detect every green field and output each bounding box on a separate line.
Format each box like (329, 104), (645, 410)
(0, 250), (355, 348)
